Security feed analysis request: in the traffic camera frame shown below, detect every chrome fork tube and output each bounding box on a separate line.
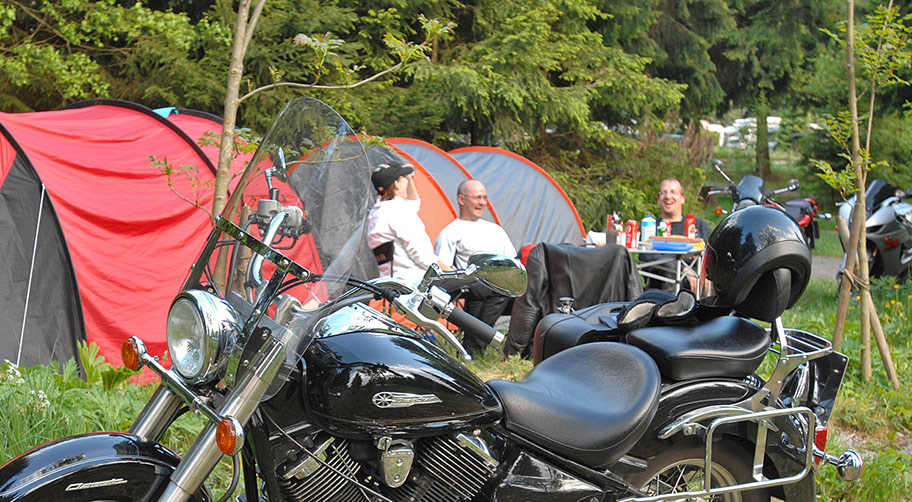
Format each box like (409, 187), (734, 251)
(129, 384), (184, 443)
(157, 338), (287, 502)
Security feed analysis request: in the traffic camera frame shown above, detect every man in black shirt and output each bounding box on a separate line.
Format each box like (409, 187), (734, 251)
(643, 178), (713, 292)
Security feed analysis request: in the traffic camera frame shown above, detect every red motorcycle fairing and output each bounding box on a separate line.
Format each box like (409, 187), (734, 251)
(0, 432), (211, 502)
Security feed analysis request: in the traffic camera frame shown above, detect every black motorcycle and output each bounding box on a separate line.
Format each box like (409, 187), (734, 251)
(707, 159), (825, 248)
(534, 205), (862, 501)
(0, 99), (860, 502)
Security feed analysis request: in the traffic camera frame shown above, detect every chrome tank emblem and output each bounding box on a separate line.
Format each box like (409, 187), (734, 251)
(372, 392), (442, 408)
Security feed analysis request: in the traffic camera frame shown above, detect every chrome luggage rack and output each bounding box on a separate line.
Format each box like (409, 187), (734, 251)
(620, 318), (853, 502)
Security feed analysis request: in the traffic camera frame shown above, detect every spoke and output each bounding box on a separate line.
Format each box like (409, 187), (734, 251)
(646, 461), (740, 502)
(672, 465), (688, 493)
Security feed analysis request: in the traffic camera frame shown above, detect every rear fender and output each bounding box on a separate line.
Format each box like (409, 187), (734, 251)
(0, 432), (210, 502)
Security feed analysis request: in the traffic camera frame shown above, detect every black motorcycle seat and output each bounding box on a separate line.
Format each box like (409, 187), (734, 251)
(488, 343), (660, 469)
(625, 316), (770, 381)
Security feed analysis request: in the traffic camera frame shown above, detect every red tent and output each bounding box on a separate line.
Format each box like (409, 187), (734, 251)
(0, 100), (226, 375)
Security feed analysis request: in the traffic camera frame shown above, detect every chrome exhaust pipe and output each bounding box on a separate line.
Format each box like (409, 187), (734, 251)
(814, 447), (864, 481)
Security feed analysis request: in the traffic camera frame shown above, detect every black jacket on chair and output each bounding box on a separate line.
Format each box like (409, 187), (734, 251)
(504, 243), (643, 357)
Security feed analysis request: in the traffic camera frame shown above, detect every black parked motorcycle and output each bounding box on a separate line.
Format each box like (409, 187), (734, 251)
(708, 159), (825, 248)
(0, 99), (860, 502)
(534, 205), (862, 501)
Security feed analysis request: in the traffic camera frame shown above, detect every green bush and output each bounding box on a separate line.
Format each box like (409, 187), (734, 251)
(0, 343), (148, 463)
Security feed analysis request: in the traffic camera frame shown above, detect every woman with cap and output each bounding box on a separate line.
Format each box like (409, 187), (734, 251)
(368, 160), (451, 284)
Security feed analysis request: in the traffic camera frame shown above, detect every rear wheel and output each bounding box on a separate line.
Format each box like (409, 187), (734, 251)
(625, 437), (770, 502)
(867, 245), (882, 278)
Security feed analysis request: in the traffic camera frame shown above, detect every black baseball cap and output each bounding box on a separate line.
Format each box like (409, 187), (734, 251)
(371, 160), (414, 193)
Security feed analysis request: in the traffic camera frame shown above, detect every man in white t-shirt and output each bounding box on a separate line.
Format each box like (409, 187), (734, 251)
(436, 179), (516, 355)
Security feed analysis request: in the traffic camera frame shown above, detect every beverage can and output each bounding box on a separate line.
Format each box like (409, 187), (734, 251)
(625, 220), (639, 249)
(658, 219), (669, 237)
(685, 214), (697, 239)
(641, 214), (656, 244)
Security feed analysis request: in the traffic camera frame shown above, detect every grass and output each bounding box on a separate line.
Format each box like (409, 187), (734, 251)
(814, 226), (845, 258)
(0, 343), (240, 499)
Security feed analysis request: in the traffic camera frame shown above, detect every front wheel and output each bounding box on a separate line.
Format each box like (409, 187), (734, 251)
(625, 437), (770, 502)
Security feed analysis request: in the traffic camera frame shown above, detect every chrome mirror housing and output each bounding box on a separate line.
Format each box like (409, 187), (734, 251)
(467, 253), (528, 297)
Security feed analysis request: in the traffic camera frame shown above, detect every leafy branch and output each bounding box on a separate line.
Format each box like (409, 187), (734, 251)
(151, 156), (214, 217)
(238, 15), (455, 104)
(154, 129), (256, 221)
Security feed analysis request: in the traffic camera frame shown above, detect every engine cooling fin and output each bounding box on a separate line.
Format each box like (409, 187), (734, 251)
(385, 435), (493, 502)
(277, 438), (365, 502)
(278, 435), (494, 502)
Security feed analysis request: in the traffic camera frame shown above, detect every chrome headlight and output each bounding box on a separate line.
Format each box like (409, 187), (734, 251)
(895, 202), (912, 232)
(734, 199), (757, 211)
(167, 290), (240, 383)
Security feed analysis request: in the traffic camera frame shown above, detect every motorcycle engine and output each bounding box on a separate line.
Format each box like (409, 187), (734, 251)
(275, 433), (498, 502)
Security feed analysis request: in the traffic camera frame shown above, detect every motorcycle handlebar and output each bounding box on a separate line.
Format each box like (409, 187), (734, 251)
(446, 307), (504, 347)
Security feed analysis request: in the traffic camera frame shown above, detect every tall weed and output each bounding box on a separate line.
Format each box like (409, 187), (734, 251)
(0, 344), (148, 463)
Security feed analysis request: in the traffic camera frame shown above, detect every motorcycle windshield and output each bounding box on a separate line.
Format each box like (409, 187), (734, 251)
(865, 179), (897, 215)
(736, 175), (765, 204)
(221, 97), (376, 296)
(184, 97), (376, 392)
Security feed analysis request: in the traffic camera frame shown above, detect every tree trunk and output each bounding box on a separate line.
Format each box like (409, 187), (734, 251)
(844, 0), (874, 380)
(754, 95), (771, 178)
(209, 0), (254, 289)
(213, 0), (252, 220)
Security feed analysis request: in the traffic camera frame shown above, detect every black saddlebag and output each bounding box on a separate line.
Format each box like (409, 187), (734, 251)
(532, 302), (627, 365)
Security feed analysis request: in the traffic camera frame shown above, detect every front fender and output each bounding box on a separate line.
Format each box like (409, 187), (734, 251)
(0, 432), (210, 502)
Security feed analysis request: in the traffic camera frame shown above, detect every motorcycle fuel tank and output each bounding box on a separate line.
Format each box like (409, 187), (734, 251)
(302, 305), (502, 437)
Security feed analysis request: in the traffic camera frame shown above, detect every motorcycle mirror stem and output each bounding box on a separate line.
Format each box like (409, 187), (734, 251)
(713, 159), (734, 184)
(264, 168), (280, 200)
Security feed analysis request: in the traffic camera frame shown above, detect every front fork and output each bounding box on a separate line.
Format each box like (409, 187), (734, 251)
(126, 336), (287, 502)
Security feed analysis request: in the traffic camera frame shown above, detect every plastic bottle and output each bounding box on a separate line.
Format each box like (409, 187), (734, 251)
(641, 214), (657, 245)
(685, 214), (697, 239)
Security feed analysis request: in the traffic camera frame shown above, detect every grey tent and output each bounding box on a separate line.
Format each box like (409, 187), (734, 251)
(389, 138), (501, 226)
(449, 146), (586, 248)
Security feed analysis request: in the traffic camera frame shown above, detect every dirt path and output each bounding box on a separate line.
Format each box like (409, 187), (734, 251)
(812, 254), (842, 281)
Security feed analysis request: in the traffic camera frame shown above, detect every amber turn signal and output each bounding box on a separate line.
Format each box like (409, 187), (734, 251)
(216, 417), (244, 456)
(121, 337), (145, 371)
